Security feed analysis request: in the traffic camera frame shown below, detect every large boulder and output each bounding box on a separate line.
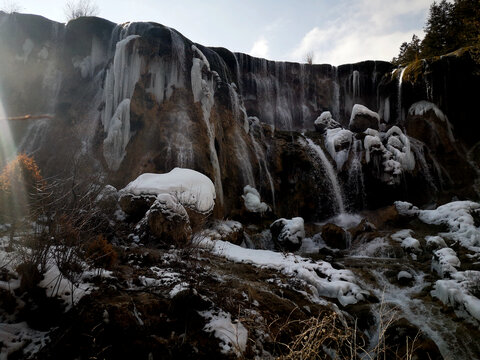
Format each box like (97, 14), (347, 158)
(321, 223), (348, 249)
(349, 104), (380, 132)
(146, 194), (192, 245)
(270, 217), (305, 252)
(120, 168), (216, 231)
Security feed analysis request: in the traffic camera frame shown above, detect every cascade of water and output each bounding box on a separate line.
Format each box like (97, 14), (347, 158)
(352, 70), (360, 100)
(409, 138), (438, 193)
(101, 34), (141, 171)
(347, 139), (366, 209)
(303, 136), (345, 214)
(191, 45), (224, 206)
(397, 67), (406, 122)
(249, 118), (276, 210)
(332, 66), (341, 122)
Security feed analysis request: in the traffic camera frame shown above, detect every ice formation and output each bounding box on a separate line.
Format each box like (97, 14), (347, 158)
(102, 34), (142, 170)
(325, 128), (353, 171)
(363, 125), (415, 182)
(120, 168), (216, 214)
(190, 44), (224, 206)
(242, 185), (270, 213)
(432, 247), (461, 278)
(396, 201), (480, 251)
(408, 100), (456, 143)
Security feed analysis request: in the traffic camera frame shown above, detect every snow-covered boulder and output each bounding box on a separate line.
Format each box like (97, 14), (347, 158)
(242, 185), (270, 214)
(147, 194), (192, 244)
(270, 217), (305, 251)
(432, 247), (460, 278)
(314, 111), (342, 133)
(349, 104), (380, 133)
(120, 168), (216, 215)
(325, 128), (353, 171)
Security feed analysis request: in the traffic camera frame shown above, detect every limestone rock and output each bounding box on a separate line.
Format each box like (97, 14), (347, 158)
(146, 194), (192, 245)
(349, 104), (380, 132)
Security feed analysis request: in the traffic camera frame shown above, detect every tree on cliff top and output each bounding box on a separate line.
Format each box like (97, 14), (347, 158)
(64, 0), (99, 21)
(393, 0), (480, 65)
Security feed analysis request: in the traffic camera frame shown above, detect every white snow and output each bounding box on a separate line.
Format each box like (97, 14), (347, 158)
(200, 309), (248, 357)
(401, 237), (421, 253)
(396, 201), (480, 252)
(121, 168), (216, 214)
(242, 185), (270, 213)
(432, 247), (460, 278)
(432, 271), (480, 324)
(391, 229), (414, 242)
(426, 235), (447, 249)
(325, 128), (353, 171)
(271, 217), (305, 247)
(199, 238), (367, 306)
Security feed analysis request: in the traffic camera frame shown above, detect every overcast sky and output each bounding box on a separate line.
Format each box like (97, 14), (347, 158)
(5, 0), (433, 65)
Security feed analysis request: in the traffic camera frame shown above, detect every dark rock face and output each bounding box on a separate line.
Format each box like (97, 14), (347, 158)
(270, 218), (304, 252)
(0, 12), (478, 223)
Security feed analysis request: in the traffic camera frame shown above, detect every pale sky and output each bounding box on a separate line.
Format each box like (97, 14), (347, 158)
(4, 0), (433, 65)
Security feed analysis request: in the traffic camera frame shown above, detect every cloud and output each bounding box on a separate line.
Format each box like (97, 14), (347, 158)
(250, 37), (269, 58)
(289, 0), (431, 65)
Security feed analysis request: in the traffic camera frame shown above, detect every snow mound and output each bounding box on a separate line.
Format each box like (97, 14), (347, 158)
(121, 168), (216, 214)
(432, 271), (480, 324)
(200, 239), (367, 306)
(401, 237), (421, 253)
(314, 111), (341, 132)
(242, 185), (270, 213)
(432, 247), (460, 278)
(426, 235), (447, 250)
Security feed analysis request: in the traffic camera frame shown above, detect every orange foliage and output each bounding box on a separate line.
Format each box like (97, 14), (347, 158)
(0, 153), (45, 194)
(85, 235), (117, 270)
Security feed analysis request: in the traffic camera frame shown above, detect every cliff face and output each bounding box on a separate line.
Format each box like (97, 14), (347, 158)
(0, 12), (478, 219)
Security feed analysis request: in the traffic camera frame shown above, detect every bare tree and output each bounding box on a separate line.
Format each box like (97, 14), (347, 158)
(1, 0), (22, 13)
(64, 0), (99, 21)
(304, 51), (315, 65)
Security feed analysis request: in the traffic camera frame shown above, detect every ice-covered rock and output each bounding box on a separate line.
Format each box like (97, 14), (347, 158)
(325, 128), (353, 171)
(314, 111), (341, 133)
(120, 168), (216, 215)
(432, 247), (460, 278)
(241, 185), (270, 214)
(349, 104), (380, 132)
(270, 217), (305, 251)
